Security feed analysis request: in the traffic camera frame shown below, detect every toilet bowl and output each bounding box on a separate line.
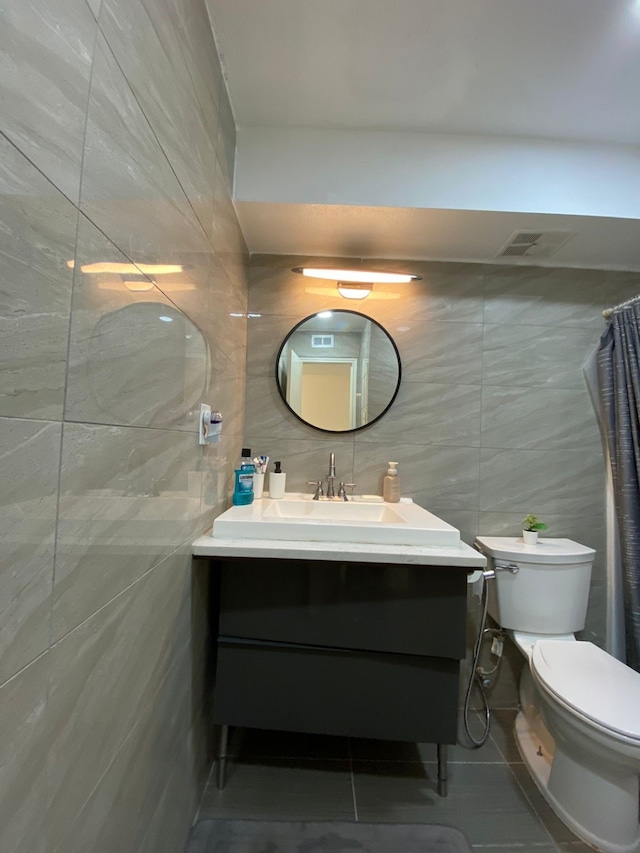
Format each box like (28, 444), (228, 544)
(475, 536), (640, 853)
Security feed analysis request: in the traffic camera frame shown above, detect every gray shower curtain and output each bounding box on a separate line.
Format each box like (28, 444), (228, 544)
(597, 303), (640, 672)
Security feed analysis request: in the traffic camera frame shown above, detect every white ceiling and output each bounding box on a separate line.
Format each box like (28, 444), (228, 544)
(207, 0), (640, 269)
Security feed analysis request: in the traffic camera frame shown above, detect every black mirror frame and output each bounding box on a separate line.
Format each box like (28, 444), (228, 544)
(274, 309), (402, 434)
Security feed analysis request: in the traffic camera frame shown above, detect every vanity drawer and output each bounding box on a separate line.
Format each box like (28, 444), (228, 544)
(218, 559), (467, 659)
(213, 639), (459, 744)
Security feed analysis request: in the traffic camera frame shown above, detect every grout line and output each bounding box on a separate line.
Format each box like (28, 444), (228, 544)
(347, 739), (359, 821)
(504, 761), (561, 849)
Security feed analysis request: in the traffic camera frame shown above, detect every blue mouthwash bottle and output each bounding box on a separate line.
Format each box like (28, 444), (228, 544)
(232, 447), (255, 505)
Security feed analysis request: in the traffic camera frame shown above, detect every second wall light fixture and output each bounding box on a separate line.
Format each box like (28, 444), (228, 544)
(291, 266), (422, 300)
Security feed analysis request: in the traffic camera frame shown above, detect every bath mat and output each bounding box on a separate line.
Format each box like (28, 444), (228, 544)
(185, 818), (473, 852)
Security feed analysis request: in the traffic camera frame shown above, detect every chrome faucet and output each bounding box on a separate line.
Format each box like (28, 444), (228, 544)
(307, 480), (324, 500)
(337, 481), (356, 501)
(326, 452), (336, 498)
(307, 453), (356, 500)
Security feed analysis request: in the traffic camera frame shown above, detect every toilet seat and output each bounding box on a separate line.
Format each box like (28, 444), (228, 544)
(532, 640), (640, 741)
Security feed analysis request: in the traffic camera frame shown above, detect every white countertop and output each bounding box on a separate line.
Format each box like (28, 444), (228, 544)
(192, 533), (486, 568)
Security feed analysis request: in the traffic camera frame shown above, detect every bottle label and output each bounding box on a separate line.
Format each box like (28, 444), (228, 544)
(237, 472), (254, 493)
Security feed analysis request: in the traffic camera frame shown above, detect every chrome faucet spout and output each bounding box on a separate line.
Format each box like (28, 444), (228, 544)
(326, 452), (336, 498)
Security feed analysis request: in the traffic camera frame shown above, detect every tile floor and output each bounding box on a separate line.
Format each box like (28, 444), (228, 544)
(196, 710), (594, 852)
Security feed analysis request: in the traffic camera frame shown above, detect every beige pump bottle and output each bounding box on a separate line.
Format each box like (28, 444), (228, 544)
(383, 461), (401, 503)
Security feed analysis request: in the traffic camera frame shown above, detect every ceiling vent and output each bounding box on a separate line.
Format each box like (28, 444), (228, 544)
(496, 230), (577, 259)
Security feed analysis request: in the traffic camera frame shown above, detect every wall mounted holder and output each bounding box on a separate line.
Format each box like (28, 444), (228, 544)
(199, 404), (223, 445)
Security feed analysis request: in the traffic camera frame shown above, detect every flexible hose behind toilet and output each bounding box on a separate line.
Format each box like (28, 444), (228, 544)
(462, 568), (505, 748)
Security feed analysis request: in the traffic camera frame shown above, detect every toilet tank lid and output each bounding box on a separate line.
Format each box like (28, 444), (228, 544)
(532, 641), (640, 739)
(474, 536), (595, 565)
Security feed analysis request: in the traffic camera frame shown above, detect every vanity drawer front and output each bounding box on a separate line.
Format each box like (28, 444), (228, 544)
(218, 559), (467, 659)
(214, 639), (459, 744)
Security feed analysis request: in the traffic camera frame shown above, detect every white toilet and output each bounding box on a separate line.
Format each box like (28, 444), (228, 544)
(475, 536), (640, 853)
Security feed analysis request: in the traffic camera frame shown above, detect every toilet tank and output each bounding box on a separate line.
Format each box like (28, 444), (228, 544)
(474, 537), (595, 635)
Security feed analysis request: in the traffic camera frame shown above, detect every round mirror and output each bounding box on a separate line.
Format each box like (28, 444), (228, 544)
(275, 310), (401, 433)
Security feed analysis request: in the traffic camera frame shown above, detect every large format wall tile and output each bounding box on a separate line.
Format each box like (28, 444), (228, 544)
(604, 270), (640, 311)
(65, 215), (209, 432)
(357, 381), (481, 447)
(100, 0), (217, 239)
(2, 0), (247, 850)
(156, 0), (222, 134)
(0, 419), (61, 684)
(48, 551), (192, 850)
(392, 320), (484, 385)
(0, 137), (76, 419)
(201, 431), (243, 514)
(478, 510), (605, 553)
(479, 447), (605, 517)
(366, 259), (485, 325)
(481, 385), (601, 451)
(216, 83), (236, 192)
(0, 653), (50, 853)
(483, 265), (607, 329)
(85, 0), (102, 18)
(81, 34), (208, 264)
(52, 423), (202, 640)
(244, 435), (356, 495)
(248, 255), (363, 315)
(56, 641), (196, 853)
(207, 348), (246, 440)
(0, 0), (96, 202)
(246, 313), (308, 377)
(482, 323), (595, 388)
(354, 443), (480, 510)
(204, 258), (248, 370)
(211, 160), (249, 292)
(583, 580), (607, 648)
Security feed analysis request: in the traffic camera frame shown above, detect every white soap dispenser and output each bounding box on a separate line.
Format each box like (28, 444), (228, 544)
(269, 460), (286, 499)
(383, 461), (401, 503)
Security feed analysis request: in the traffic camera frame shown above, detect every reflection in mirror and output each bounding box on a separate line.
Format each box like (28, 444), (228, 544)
(276, 310), (401, 433)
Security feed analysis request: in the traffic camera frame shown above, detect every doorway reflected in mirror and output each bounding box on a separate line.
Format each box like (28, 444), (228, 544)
(275, 310), (401, 433)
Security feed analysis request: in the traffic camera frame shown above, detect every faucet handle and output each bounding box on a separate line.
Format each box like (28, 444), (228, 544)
(338, 482), (356, 501)
(307, 480), (324, 500)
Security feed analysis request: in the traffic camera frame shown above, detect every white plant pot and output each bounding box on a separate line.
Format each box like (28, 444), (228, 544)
(522, 529), (539, 545)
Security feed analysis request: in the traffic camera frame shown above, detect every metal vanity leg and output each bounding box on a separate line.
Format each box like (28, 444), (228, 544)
(216, 724), (229, 790)
(437, 743), (448, 797)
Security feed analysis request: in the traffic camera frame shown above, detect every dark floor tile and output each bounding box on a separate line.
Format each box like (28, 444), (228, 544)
(227, 726), (350, 760)
(199, 757), (355, 822)
(349, 735), (504, 764)
(352, 760), (555, 847)
(508, 764), (583, 846)
(487, 709), (523, 764)
(350, 710), (504, 764)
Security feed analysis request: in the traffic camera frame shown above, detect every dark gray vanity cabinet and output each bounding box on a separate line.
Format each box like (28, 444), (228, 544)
(211, 558), (469, 746)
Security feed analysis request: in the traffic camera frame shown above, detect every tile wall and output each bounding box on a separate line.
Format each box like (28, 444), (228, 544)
(0, 1), (247, 851)
(246, 255), (640, 703)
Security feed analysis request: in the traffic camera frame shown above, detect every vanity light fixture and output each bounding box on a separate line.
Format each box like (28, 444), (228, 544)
(291, 266), (422, 301)
(336, 283), (372, 300)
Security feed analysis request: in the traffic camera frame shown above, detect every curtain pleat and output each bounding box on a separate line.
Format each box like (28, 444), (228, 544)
(597, 303), (640, 672)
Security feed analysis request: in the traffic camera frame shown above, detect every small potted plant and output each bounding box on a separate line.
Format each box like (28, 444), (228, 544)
(522, 514), (547, 545)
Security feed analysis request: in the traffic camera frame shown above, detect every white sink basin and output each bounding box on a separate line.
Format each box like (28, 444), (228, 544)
(212, 493), (460, 547)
